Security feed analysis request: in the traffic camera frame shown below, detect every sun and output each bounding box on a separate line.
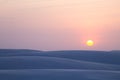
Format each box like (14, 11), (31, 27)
(86, 40), (94, 46)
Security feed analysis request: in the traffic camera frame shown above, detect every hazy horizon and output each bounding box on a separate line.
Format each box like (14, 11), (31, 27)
(0, 0), (120, 51)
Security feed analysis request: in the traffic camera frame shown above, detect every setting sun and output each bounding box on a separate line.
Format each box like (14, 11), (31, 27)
(86, 40), (94, 46)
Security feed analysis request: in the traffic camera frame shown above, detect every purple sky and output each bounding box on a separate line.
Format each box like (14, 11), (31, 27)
(0, 0), (120, 51)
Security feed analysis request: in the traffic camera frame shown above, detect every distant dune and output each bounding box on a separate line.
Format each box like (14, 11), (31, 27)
(0, 49), (120, 80)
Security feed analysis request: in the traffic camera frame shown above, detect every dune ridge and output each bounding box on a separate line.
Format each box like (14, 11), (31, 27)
(0, 49), (120, 80)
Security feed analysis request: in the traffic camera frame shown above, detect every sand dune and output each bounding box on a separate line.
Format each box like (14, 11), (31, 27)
(0, 56), (120, 70)
(0, 50), (120, 65)
(0, 49), (120, 80)
(0, 69), (120, 80)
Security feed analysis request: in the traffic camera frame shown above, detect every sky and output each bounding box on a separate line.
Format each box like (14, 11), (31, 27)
(0, 0), (120, 51)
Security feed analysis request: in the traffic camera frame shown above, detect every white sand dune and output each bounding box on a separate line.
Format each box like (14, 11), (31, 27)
(0, 49), (120, 80)
(0, 69), (120, 80)
(0, 56), (120, 70)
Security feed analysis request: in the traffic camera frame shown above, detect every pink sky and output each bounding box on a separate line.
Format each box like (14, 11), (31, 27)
(0, 0), (120, 50)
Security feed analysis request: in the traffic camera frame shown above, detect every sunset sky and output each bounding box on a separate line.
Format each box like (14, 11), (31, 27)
(0, 0), (120, 50)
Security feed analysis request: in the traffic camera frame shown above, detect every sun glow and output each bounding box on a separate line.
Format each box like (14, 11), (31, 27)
(86, 40), (94, 46)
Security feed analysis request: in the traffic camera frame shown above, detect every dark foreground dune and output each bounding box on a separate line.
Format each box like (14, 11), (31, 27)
(0, 49), (120, 80)
(0, 69), (120, 80)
